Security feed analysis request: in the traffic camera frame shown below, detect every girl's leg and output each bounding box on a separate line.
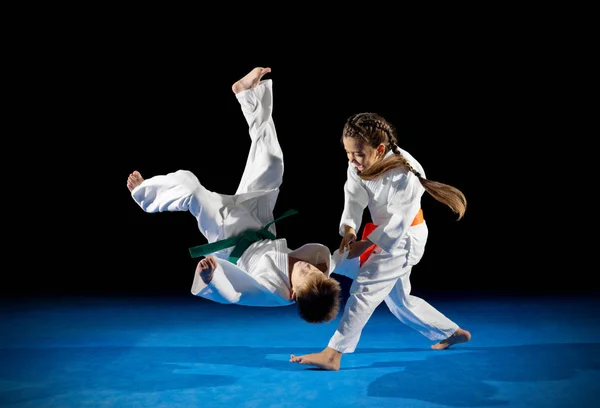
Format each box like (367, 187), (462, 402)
(327, 251), (408, 353)
(384, 272), (459, 341)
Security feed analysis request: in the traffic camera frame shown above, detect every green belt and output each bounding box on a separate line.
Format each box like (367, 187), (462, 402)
(188, 209), (299, 264)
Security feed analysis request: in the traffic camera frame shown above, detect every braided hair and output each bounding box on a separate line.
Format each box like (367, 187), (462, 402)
(342, 112), (467, 220)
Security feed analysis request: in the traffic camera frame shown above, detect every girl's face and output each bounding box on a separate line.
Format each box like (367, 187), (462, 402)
(343, 136), (384, 173)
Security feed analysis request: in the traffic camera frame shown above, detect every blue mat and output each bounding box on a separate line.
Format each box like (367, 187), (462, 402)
(1, 291), (598, 407)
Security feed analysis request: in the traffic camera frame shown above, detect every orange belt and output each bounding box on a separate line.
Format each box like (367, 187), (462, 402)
(359, 209), (423, 266)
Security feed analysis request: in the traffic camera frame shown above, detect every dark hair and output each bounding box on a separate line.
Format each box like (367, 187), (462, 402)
(342, 112), (467, 220)
(295, 275), (342, 323)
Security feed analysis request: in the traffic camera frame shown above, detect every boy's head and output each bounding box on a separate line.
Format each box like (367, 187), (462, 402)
(290, 260), (342, 323)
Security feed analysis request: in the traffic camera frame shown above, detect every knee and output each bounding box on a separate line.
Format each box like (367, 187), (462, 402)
(175, 170), (203, 191)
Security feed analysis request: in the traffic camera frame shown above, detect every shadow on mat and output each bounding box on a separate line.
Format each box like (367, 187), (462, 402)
(0, 342), (598, 406)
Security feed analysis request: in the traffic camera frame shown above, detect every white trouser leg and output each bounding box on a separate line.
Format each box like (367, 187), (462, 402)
(235, 80), (282, 196)
(328, 250), (407, 353)
(384, 272), (458, 341)
(131, 169), (227, 244)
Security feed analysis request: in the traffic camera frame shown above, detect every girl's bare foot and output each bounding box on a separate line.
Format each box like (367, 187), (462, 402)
(232, 67), (271, 94)
(197, 256), (217, 284)
(127, 171), (144, 192)
(290, 347), (342, 371)
(431, 328), (472, 350)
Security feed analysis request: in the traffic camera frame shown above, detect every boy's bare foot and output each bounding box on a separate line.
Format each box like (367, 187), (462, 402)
(127, 171), (144, 192)
(232, 67), (271, 94)
(290, 347), (342, 371)
(431, 328), (471, 350)
(197, 256), (217, 284)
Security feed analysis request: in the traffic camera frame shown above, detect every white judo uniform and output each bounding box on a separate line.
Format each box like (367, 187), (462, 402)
(130, 79), (334, 307)
(330, 149), (460, 353)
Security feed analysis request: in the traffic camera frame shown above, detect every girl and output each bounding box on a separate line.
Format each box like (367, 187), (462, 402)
(291, 112), (471, 370)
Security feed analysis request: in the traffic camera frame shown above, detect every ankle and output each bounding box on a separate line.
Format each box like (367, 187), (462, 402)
(324, 347), (342, 359)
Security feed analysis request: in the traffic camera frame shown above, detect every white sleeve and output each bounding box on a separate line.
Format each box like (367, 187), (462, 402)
(338, 164), (369, 236)
(191, 258), (292, 307)
(366, 173), (423, 254)
(330, 249), (360, 280)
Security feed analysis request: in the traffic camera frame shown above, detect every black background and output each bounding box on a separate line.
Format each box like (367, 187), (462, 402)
(8, 18), (592, 298)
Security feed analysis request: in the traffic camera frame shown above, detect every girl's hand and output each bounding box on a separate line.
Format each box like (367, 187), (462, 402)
(339, 226), (357, 253)
(347, 239), (374, 259)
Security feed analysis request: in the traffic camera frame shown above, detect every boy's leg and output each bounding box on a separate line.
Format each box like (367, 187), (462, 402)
(232, 67), (271, 95)
(233, 68), (283, 195)
(127, 171), (144, 192)
(128, 169), (229, 244)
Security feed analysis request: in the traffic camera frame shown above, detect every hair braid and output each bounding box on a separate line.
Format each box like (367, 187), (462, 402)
(341, 112), (466, 220)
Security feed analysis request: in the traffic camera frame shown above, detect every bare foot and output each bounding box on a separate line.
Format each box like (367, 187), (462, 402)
(431, 328), (471, 350)
(290, 347), (341, 371)
(127, 170), (144, 192)
(197, 256), (217, 284)
(232, 67), (271, 94)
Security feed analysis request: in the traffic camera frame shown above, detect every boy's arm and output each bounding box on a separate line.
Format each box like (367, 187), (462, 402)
(191, 257), (292, 307)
